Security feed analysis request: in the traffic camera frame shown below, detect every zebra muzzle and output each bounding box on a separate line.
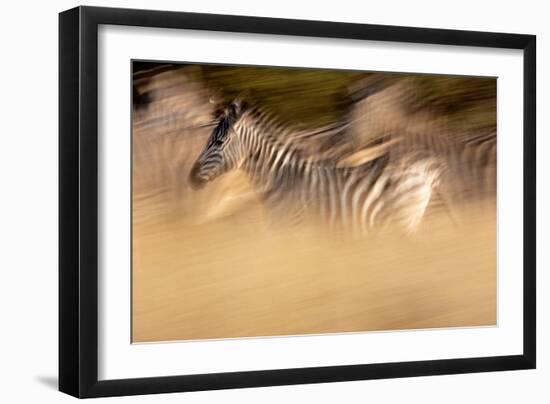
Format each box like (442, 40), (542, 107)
(188, 163), (209, 190)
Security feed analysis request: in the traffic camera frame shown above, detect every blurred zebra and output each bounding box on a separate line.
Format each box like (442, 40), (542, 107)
(189, 99), (443, 234)
(372, 128), (497, 211)
(341, 76), (497, 209)
(448, 130), (496, 204)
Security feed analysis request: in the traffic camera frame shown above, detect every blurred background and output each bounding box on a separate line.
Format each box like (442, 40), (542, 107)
(132, 62), (496, 342)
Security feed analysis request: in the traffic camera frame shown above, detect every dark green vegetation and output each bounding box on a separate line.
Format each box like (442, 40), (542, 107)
(136, 62), (496, 132)
(197, 64), (496, 132)
(197, 65), (362, 127)
(409, 75), (496, 132)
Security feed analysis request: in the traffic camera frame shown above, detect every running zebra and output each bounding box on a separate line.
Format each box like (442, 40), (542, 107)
(341, 76), (497, 209)
(189, 99), (443, 234)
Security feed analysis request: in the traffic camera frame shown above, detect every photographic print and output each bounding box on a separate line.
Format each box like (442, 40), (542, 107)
(131, 61), (497, 343)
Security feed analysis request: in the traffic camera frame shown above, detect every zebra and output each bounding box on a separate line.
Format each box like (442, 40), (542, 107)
(189, 99), (443, 235)
(343, 76), (497, 210)
(378, 127), (496, 213)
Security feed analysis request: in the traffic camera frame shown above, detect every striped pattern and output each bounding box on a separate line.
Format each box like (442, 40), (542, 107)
(189, 102), (443, 234)
(345, 77), (497, 209)
(385, 128), (496, 210)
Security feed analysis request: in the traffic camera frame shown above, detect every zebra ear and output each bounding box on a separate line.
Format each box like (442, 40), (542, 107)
(232, 97), (248, 114)
(233, 90), (251, 110)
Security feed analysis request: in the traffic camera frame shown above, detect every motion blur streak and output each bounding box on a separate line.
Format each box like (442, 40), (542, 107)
(132, 64), (496, 342)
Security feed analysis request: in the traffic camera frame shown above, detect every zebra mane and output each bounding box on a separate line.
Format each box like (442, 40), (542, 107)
(239, 104), (354, 161)
(237, 103), (400, 171)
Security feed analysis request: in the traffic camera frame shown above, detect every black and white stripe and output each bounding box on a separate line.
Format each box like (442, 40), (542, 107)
(189, 101), (443, 234)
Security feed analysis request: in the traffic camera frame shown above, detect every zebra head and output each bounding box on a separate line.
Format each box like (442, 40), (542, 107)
(189, 99), (246, 190)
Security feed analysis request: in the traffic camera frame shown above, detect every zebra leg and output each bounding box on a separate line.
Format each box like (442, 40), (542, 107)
(262, 195), (306, 229)
(380, 159), (442, 235)
(393, 181), (434, 234)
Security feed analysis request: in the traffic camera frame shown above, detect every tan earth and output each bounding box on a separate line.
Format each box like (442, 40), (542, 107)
(132, 203), (496, 342)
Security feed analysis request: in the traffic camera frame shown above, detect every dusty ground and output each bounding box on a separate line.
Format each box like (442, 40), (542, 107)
(132, 205), (496, 342)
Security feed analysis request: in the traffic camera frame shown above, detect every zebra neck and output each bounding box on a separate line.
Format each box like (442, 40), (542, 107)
(240, 128), (322, 192)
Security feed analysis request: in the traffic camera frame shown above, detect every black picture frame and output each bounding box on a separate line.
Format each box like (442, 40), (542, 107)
(59, 5), (536, 398)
